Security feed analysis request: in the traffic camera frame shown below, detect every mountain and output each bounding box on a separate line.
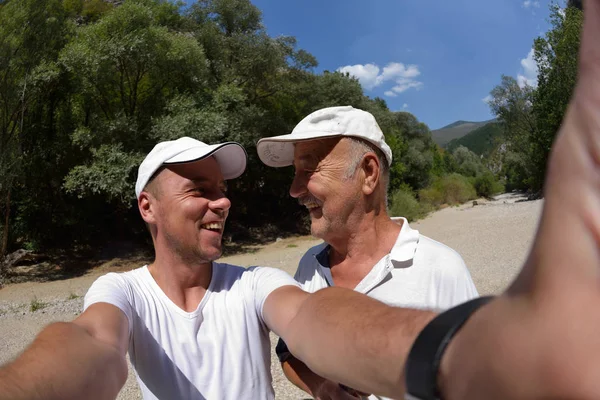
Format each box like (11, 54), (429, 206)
(431, 118), (497, 147)
(446, 122), (504, 156)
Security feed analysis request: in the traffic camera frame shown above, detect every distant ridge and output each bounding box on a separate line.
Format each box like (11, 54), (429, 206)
(432, 118), (497, 147)
(446, 122), (503, 156)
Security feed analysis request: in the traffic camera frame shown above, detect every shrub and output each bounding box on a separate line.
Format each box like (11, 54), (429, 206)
(419, 186), (444, 207)
(419, 174), (477, 207)
(389, 185), (429, 222)
(474, 172), (504, 198)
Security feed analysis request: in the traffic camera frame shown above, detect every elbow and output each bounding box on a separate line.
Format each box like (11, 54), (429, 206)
(111, 352), (129, 395)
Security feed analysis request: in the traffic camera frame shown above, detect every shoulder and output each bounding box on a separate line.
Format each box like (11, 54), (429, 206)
(83, 267), (148, 321)
(415, 235), (470, 277)
(213, 262), (297, 289)
(87, 267), (146, 294)
(417, 235), (465, 264)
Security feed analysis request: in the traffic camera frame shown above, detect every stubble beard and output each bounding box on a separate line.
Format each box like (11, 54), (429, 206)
(164, 230), (222, 265)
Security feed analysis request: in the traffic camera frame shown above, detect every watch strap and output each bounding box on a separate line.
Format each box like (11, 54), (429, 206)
(405, 296), (494, 399)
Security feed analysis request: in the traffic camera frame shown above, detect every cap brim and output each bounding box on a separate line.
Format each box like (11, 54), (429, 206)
(257, 131), (342, 167)
(164, 142), (247, 180)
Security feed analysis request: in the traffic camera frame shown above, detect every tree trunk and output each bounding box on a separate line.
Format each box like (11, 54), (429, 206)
(1, 186), (10, 259)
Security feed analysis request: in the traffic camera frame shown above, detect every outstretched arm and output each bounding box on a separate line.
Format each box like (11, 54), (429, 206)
(264, 285), (436, 398)
(0, 303), (129, 400)
(439, 2), (600, 399)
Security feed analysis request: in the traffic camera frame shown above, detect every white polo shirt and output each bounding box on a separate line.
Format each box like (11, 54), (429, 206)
(277, 218), (478, 400)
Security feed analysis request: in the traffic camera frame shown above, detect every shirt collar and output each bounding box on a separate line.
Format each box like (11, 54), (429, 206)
(388, 217), (420, 263)
(313, 218), (421, 291)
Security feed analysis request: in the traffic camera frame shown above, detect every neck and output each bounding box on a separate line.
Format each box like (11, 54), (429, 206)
(327, 212), (402, 288)
(148, 249), (214, 312)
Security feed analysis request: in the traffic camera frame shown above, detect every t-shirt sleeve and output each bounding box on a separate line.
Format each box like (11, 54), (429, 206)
(247, 266), (300, 324)
(83, 272), (134, 336)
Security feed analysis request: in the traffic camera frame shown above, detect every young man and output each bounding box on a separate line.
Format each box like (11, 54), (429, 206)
(258, 105), (478, 399)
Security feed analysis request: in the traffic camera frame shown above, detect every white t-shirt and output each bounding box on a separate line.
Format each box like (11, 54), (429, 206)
(277, 218), (478, 400)
(84, 263), (299, 400)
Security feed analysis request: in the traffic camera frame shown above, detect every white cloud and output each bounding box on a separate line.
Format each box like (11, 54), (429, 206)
(482, 95), (493, 104)
(337, 63), (381, 90)
(337, 62), (423, 95)
(523, 0), (540, 8)
(390, 78), (423, 93)
(402, 103), (409, 109)
(517, 48), (538, 88)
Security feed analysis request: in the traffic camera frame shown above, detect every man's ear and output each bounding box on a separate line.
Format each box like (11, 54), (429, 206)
(361, 153), (380, 196)
(138, 192), (157, 224)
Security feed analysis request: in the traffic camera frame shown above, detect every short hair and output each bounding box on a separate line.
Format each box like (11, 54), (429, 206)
(343, 137), (390, 202)
(142, 166), (165, 199)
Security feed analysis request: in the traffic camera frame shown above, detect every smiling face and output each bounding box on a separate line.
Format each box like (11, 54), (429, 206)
(289, 138), (363, 241)
(141, 157), (231, 265)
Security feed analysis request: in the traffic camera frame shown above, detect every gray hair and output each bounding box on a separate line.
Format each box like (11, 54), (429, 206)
(343, 137), (390, 203)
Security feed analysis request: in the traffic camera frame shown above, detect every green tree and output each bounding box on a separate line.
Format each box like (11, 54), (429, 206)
(60, 0), (206, 203)
(452, 146), (484, 177)
(392, 112), (435, 190)
(487, 75), (537, 191)
(531, 4), (583, 191)
(0, 0), (69, 256)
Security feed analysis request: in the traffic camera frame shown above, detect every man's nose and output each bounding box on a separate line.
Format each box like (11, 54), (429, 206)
(208, 195), (231, 214)
(289, 174), (306, 199)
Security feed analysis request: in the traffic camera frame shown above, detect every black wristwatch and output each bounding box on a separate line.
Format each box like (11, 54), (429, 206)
(405, 296), (494, 400)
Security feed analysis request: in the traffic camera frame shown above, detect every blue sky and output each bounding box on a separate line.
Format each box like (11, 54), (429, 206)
(193, 0), (556, 130)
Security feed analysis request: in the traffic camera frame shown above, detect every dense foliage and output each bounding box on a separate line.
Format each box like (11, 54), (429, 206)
(486, 3), (582, 193)
(0, 0), (503, 257)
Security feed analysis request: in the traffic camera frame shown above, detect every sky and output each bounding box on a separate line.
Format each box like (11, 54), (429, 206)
(196, 0), (557, 130)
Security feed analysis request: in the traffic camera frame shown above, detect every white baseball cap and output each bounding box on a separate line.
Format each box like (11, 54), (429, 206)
(256, 106), (392, 167)
(135, 137), (247, 199)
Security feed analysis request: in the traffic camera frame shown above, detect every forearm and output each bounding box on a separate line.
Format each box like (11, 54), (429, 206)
(285, 287), (436, 399)
(281, 358), (324, 396)
(0, 322), (127, 400)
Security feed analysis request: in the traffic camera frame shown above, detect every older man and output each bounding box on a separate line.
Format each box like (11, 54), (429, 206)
(258, 106), (478, 399)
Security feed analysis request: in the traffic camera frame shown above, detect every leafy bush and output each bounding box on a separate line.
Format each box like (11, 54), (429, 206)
(474, 172), (504, 198)
(419, 173), (477, 207)
(389, 185), (429, 222)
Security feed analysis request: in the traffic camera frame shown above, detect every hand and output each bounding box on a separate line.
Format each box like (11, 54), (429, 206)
(313, 379), (368, 399)
(440, 2), (600, 399)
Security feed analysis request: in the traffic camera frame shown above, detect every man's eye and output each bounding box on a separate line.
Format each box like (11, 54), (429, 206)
(295, 168), (314, 176)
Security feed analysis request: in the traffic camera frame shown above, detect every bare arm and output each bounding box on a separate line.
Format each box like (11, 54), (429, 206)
(264, 285), (436, 399)
(281, 357), (322, 396)
(0, 303), (129, 400)
(281, 356), (370, 399)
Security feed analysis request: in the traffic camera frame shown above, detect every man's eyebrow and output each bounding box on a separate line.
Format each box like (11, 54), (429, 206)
(296, 154), (320, 165)
(189, 177), (211, 183)
(189, 177), (227, 186)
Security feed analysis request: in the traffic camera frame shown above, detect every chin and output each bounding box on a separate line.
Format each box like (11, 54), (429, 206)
(206, 248), (223, 261)
(310, 226), (325, 240)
